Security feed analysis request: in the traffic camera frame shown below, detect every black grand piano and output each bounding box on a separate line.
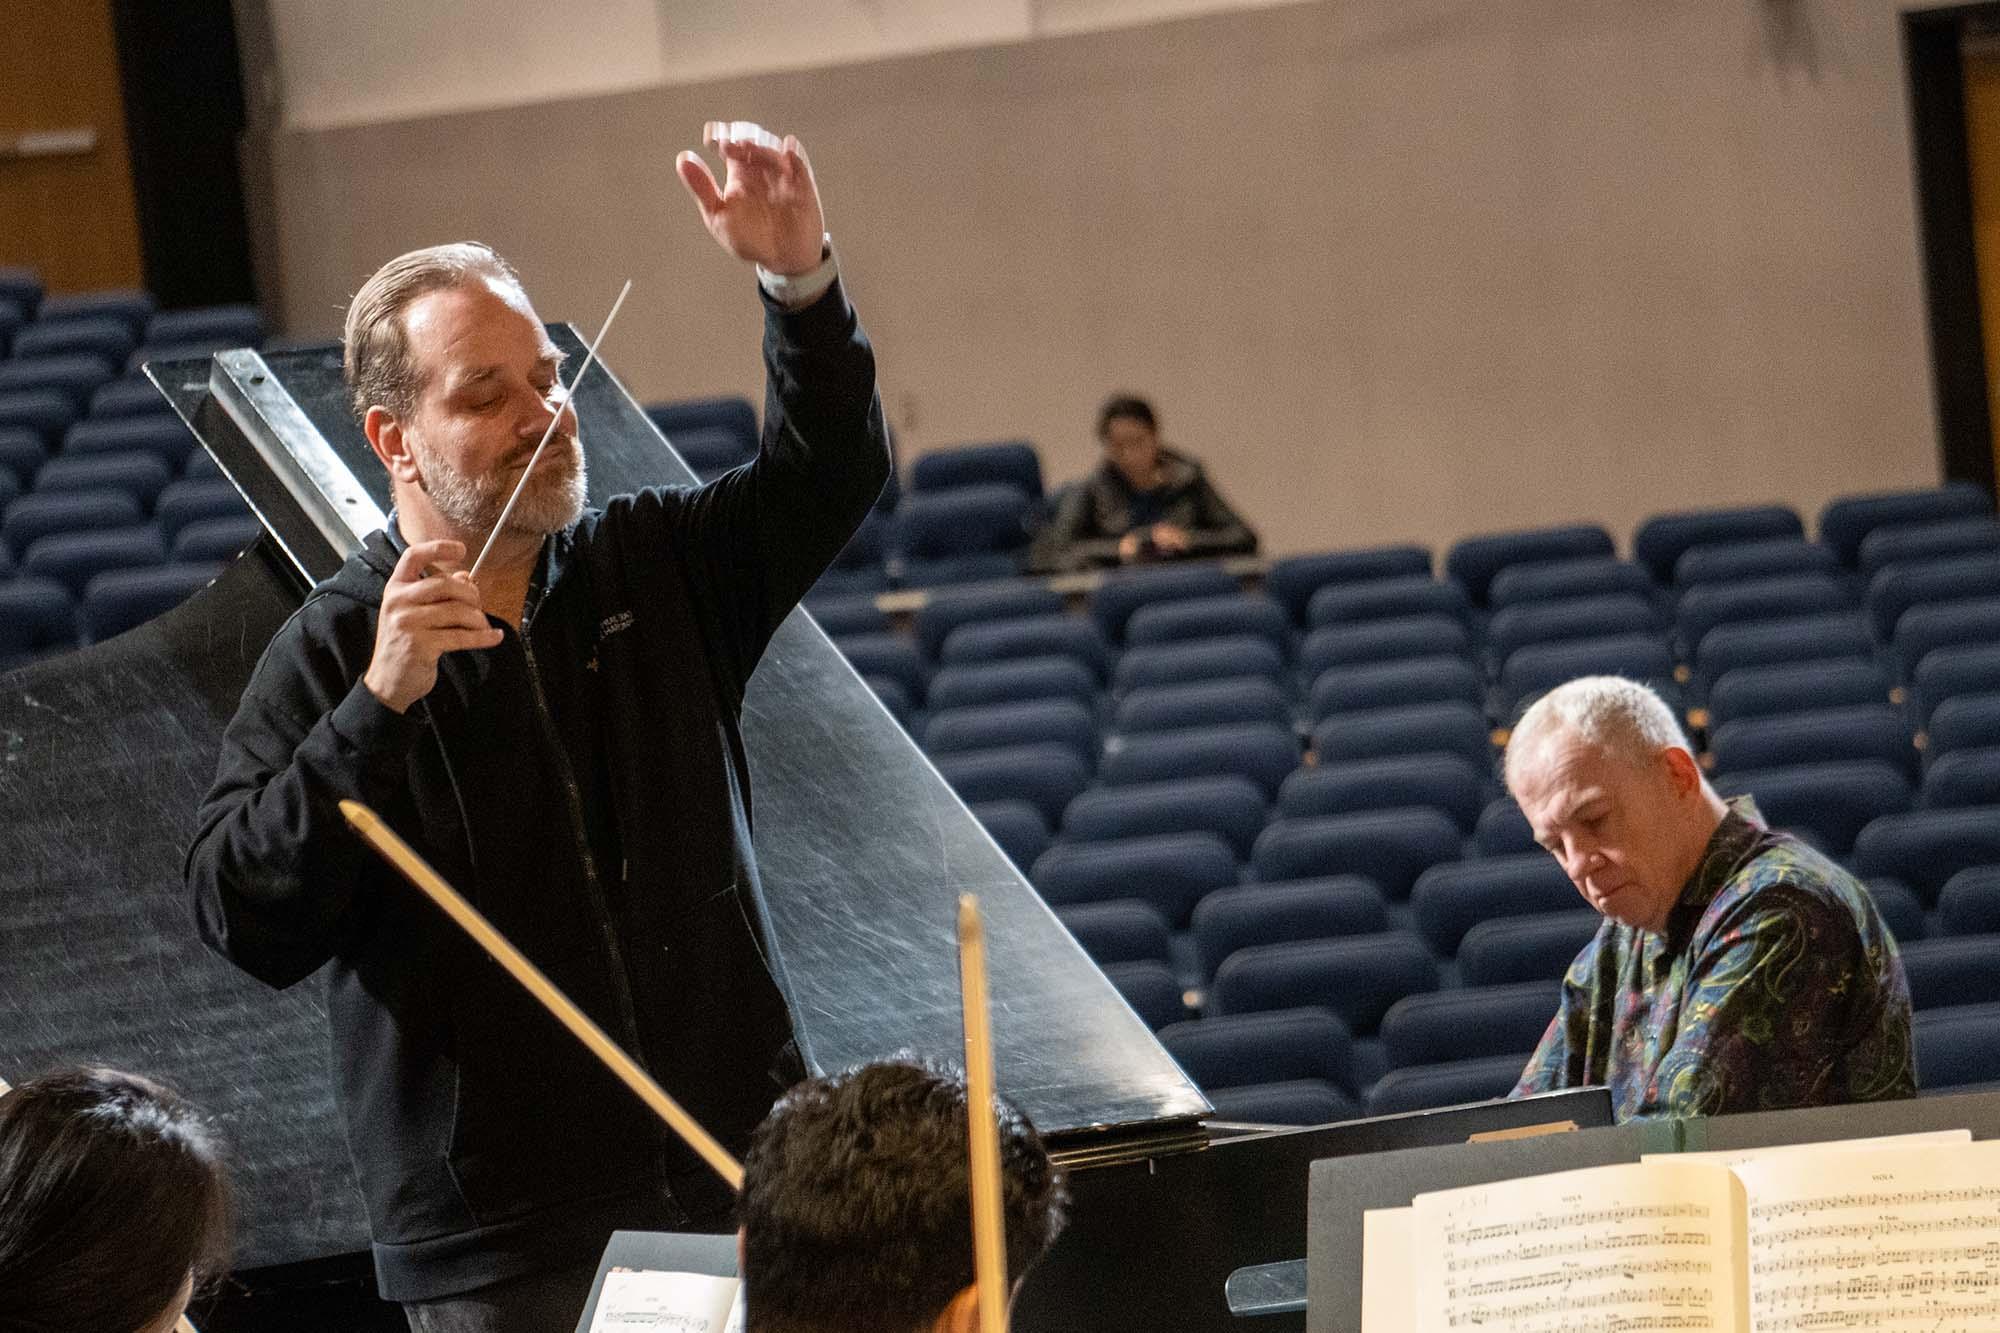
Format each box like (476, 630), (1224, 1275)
(0, 339), (1610, 1332)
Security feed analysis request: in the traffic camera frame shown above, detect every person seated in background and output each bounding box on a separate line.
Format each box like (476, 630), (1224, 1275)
(737, 1059), (1069, 1332)
(0, 1067), (233, 1333)
(1027, 394), (1257, 572)
(1505, 676), (1915, 1121)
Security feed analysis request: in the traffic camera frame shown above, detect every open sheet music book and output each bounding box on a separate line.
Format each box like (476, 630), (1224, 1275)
(1361, 1132), (2000, 1332)
(583, 1269), (744, 1333)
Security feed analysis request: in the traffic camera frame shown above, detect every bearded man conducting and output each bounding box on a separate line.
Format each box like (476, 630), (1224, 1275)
(185, 125), (889, 1332)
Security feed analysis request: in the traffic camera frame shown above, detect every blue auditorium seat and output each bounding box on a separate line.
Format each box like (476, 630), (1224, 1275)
(863, 676), (915, 726)
(1852, 806), (2000, 907)
(34, 452), (172, 510)
(0, 531), (12, 577)
(1032, 831), (1238, 925)
(909, 440), (1042, 498)
(1445, 523), (1615, 606)
(12, 316), (136, 365)
(1495, 633), (1678, 720)
(1127, 593), (1291, 654)
(1487, 594), (1660, 669)
(1089, 563), (1241, 642)
(1379, 981), (1560, 1069)
(1265, 546), (1432, 624)
(1820, 483), (1993, 567)
(63, 415), (195, 470)
(645, 394), (758, 454)
(0, 469), (16, 514)
(1208, 1081), (1358, 1125)
(939, 613), (1111, 680)
(1299, 615), (1471, 679)
(171, 514), (259, 565)
(1100, 960), (1188, 1029)
(1867, 880), (1929, 942)
(1673, 538), (1842, 588)
(1708, 705), (1917, 781)
(22, 526), (165, 596)
(0, 388), (80, 442)
(1306, 575), (1469, 629)
(1209, 933), (1438, 1035)
(1888, 596), (2000, 680)
(1706, 659), (1893, 726)
(88, 377), (170, 419)
(912, 581), (1065, 658)
(1114, 676), (1291, 735)
(832, 633), (927, 703)
(932, 743), (1091, 825)
(893, 483), (1033, 586)
(0, 427), (45, 486)
(1929, 694), (2000, 757)
(1456, 911), (1600, 987)
(182, 450), (223, 480)
(79, 562), (221, 641)
(1692, 612), (1876, 697)
(926, 655), (1097, 711)
(1474, 798), (1537, 856)
(1159, 1007), (1356, 1097)
(1897, 936), (2000, 1010)
(971, 798), (1050, 869)
(667, 426), (756, 479)
(1914, 645), (2000, 729)
(1062, 775), (1270, 858)
(1099, 722), (1300, 797)
(0, 577), (76, 662)
(1310, 701), (1493, 770)
(1915, 1002), (2000, 1090)
(1938, 868), (2000, 937)
(1, 490), (143, 554)
(1859, 515), (2000, 577)
(1115, 635), (1284, 693)
(1364, 1055), (1526, 1116)
(1489, 557), (1658, 609)
(1276, 753), (1487, 832)
(1923, 748), (2000, 809)
(37, 288), (155, 330)
(145, 304), (264, 347)
(1867, 552), (2000, 642)
(805, 592), (889, 639)
(814, 509), (891, 597)
(1251, 808), (1462, 900)
(1676, 574), (1853, 658)
(0, 353), (117, 406)
(1054, 900), (1172, 966)
(1410, 855), (1580, 956)
(1308, 656), (1484, 721)
(0, 267), (41, 312)
(1713, 761), (1912, 857)
(0, 299), (19, 354)
(1190, 879), (1389, 979)
(923, 698), (1097, 764)
(1633, 504), (1804, 583)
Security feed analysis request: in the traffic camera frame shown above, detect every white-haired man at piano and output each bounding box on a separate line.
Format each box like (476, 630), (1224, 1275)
(185, 125), (890, 1332)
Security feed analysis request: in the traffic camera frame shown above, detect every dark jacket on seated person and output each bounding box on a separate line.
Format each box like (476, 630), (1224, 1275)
(1028, 447), (1257, 573)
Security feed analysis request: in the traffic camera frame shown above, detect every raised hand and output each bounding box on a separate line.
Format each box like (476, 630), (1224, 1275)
(675, 122), (826, 276)
(362, 540), (504, 714)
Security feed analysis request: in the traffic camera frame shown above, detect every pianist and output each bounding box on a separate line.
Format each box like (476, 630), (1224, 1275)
(737, 1060), (1070, 1332)
(183, 126), (889, 1331)
(1506, 676), (1915, 1120)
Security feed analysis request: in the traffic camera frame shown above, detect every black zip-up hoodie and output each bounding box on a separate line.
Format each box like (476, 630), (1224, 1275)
(185, 281), (889, 1301)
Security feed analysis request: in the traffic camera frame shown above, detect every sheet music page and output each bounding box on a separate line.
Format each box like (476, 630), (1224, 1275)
(1360, 1206), (1417, 1333)
(1737, 1138), (2000, 1332)
(1643, 1129), (1972, 1169)
(1412, 1161), (1747, 1333)
(585, 1269), (743, 1333)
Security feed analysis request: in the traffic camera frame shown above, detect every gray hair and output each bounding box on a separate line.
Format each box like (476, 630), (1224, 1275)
(342, 241), (524, 422)
(1505, 676), (1693, 792)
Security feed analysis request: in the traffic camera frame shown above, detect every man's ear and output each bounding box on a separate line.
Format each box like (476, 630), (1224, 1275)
(932, 1285), (980, 1333)
(1662, 745), (1703, 797)
(366, 405), (422, 485)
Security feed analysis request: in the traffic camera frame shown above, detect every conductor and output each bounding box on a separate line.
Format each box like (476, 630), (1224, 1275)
(184, 124), (890, 1331)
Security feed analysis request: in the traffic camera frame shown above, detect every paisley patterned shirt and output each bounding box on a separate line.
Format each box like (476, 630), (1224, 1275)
(1512, 798), (1916, 1120)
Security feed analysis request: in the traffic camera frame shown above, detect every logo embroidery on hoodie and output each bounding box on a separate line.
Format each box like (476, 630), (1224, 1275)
(587, 610), (636, 672)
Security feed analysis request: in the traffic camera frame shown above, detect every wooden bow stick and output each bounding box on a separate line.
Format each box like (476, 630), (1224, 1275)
(957, 895), (1009, 1333)
(468, 278), (633, 578)
(340, 799), (743, 1188)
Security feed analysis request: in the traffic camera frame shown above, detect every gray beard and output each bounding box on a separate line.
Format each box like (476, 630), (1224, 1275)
(415, 436), (587, 539)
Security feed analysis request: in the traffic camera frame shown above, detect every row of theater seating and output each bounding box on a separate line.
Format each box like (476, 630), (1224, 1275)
(0, 275), (265, 667)
(803, 481), (2000, 1120)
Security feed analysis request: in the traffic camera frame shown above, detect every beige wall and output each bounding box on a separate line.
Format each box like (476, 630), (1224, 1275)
(260, 0), (1945, 558)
